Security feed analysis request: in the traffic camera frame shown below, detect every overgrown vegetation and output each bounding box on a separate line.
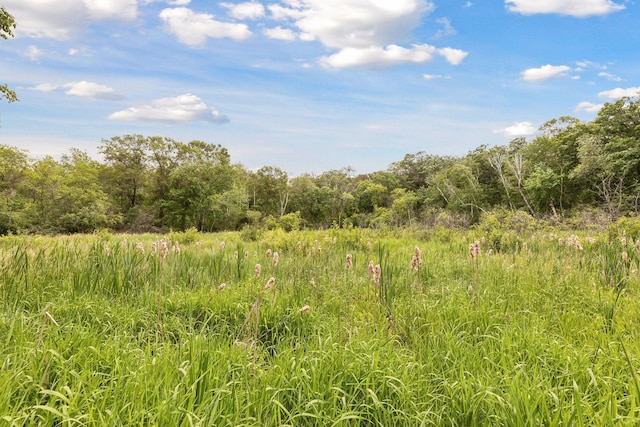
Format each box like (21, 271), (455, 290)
(2, 227), (640, 425)
(1, 94), (640, 235)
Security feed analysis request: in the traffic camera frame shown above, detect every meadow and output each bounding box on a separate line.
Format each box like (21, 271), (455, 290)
(1, 226), (640, 426)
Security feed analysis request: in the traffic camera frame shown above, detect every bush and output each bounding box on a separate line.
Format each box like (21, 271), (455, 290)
(168, 227), (200, 245)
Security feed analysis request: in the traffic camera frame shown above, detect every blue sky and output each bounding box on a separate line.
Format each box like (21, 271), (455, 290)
(1, 0), (638, 175)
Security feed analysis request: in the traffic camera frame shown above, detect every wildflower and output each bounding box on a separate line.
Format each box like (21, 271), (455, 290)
(254, 264), (261, 278)
(299, 305), (310, 314)
(272, 251), (279, 267)
(345, 253), (353, 269)
(265, 277), (276, 290)
(218, 283), (227, 291)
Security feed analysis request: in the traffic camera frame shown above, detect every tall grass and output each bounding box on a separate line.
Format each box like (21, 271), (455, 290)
(1, 229), (639, 425)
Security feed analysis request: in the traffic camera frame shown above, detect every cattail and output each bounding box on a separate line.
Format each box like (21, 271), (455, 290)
(469, 241), (480, 259)
(373, 264), (381, 287)
(367, 241), (372, 251)
(299, 305), (310, 314)
(234, 251), (238, 259)
(173, 242), (180, 255)
(151, 242), (158, 255)
(160, 241), (169, 260)
(254, 263), (261, 278)
(411, 246), (422, 271)
(317, 246), (322, 256)
(266, 248), (272, 258)
(104, 246), (110, 257)
(121, 238), (127, 248)
(622, 251), (629, 262)
(220, 241), (226, 251)
(135, 242), (145, 255)
(244, 250), (249, 258)
(297, 241), (302, 251)
(253, 251), (258, 258)
(265, 277), (276, 290)
(345, 253), (353, 269)
(487, 249), (494, 256)
(272, 251), (279, 267)
(367, 260), (375, 276)
(309, 277), (315, 287)
(218, 283), (226, 291)
(195, 241), (203, 247)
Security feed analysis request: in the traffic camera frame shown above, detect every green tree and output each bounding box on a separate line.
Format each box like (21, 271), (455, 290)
(0, 145), (28, 233)
(1, 7), (18, 108)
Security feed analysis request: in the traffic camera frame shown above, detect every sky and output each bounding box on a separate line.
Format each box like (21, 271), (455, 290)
(1, 0), (639, 176)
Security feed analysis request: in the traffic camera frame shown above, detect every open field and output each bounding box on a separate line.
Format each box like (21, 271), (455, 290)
(2, 227), (640, 426)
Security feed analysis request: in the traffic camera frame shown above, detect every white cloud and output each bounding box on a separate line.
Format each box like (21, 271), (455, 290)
(222, 2), (265, 20)
(144, 0), (191, 5)
(575, 101), (603, 113)
(264, 26), (298, 41)
(63, 81), (124, 100)
(437, 47), (468, 65)
(505, 0), (625, 17)
(108, 94), (230, 124)
(3, 0), (137, 39)
(598, 86), (640, 99)
(493, 122), (537, 137)
(160, 7), (252, 46)
(265, 0), (468, 69)
(30, 83), (59, 92)
(423, 74), (450, 80)
(521, 64), (571, 82)
(26, 45), (43, 61)
(598, 72), (623, 82)
(432, 17), (456, 40)
(463, 1), (473, 7)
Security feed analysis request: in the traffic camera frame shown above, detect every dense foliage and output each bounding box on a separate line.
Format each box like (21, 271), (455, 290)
(2, 95), (640, 235)
(2, 228), (640, 424)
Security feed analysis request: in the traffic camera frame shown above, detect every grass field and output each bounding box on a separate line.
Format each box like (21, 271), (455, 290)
(1, 227), (640, 426)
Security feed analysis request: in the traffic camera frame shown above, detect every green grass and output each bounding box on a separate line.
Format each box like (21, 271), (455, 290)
(1, 229), (640, 425)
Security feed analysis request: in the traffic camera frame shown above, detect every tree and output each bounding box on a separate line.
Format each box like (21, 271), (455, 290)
(1, 7), (18, 108)
(0, 145), (28, 233)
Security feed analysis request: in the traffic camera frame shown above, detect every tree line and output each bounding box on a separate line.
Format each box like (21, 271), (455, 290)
(1, 94), (639, 235)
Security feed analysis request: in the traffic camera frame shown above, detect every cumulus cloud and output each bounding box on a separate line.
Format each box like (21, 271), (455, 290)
(521, 64), (571, 82)
(29, 81), (124, 100)
(264, 0), (467, 68)
(30, 83), (59, 92)
(264, 26), (298, 41)
(505, 0), (625, 17)
(222, 2), (265, 20)
(108, 94), (230, 124)
(423, 74), (450, 80)
(493, 122), (537, 137)
(575, 101), (603, 113)
(3, 0), (137, 39)
(598, 87), (640, 99)
(160, 7), (251, 46)
(144, 0), (191, 5)
(63, 81), (124, 100)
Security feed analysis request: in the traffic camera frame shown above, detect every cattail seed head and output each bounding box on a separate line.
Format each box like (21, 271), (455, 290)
(622, 251), (629, 262)
(220, 241), (226, 251)
(266, 248), (273, 258)
(272, 251), (279, 267)
(135, 242), (145, 254)
(265, 277), (276, 290)
(367, 260), (375, 276)
(104, 246), (110, 257)
(254, 263), (261, 278)
(234, 251), (238, 259)
(345, 253), (353, 269)
(299, 305), (310, 314)
(218, 283), (226, 291)
(373, 264), (381, 287)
